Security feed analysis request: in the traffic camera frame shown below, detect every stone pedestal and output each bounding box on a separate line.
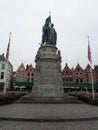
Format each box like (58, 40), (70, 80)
(18, 44), (81, 103)
(32, 44), (63, 97)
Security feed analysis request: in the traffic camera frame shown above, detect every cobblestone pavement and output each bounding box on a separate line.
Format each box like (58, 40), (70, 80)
(0, 120), (98, 130)
(0, 103), (98, 129)
(0, 103), (98, 119)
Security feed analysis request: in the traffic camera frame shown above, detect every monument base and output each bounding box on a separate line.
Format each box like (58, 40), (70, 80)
(32, 44), (63, 97)
(17, 93), (82, 103)
(18, 44), (82, 103)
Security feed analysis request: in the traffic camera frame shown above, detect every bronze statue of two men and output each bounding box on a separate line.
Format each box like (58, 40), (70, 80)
(41, 15), (57, 46)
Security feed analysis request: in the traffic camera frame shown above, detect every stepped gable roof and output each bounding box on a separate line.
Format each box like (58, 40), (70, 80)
(74, 63), (83, 71)
(62, 63), (71, 71)
(26, 64), (35, 71)
(84, 64), (94, 72)
(85, 64), (90, 71)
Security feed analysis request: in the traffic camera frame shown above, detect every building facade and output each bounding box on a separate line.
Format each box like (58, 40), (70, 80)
(62, 63), (73, 83)
(94, 65), (98, 83)
(62, 63), (97, 84)
(0, 54), (13, 90)
(26, 64), (35, 82)
(73, 64), (85, 83)
(14, 63), (34, 90)
(14, 62), (98, 90)
(84, 64), (96, 84)
(16, 63), (27, 82)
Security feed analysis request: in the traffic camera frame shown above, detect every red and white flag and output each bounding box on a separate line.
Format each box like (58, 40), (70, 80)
(6, 32), (11, 60)
(88, 36), (92, 63)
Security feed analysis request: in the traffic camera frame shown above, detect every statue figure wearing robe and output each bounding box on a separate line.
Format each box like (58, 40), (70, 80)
(41, 15), (57, 46)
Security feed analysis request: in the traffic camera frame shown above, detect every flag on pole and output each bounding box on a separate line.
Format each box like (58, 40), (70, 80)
(87, 36), (95, 100)
(6, 32), (11, 60)
(88, 36), (92, 63)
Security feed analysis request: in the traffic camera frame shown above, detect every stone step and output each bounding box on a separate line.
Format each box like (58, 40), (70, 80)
(17, 94), (83, 104)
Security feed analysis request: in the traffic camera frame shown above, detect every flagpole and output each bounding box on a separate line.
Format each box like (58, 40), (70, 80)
(88, 36), (95, 100)
(4, 32), (12, 95)
(4, 61), (8, 95)
(90, 62), (95, 100)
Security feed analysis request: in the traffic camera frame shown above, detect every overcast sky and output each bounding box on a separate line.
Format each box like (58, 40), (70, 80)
(0, 0), (98, 71)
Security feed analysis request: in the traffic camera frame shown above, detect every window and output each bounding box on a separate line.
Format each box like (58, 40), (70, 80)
(28, 73), (30, 76)
(76, 79), (79, 83)
(86, 74), (88, 78)
(87, 79), (89, 82)
(1, 72), (4, 79)
(66, 71), (68, 75)
(1, 64), (5, 70)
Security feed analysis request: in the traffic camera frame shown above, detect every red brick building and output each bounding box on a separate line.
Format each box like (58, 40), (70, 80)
(62, 63), (73, 83)
(73, 64), (84, 83)
(84, 64), (96, 84)
(94, 65), (98, 83)
(26, 64), (35, 82)
(14, 63), (34, 90)
(62, 63), (97, 84)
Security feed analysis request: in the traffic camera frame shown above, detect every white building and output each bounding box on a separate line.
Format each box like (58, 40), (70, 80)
(0, 54), (13, 90)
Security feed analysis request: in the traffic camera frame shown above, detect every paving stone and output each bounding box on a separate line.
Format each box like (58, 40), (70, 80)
(0, 121), (98, 130)
(0, 103), (98, 129)
(0, 103), (98, 119)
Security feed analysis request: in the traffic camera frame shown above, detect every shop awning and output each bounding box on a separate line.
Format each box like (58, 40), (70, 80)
(14, 82), (34, 87)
